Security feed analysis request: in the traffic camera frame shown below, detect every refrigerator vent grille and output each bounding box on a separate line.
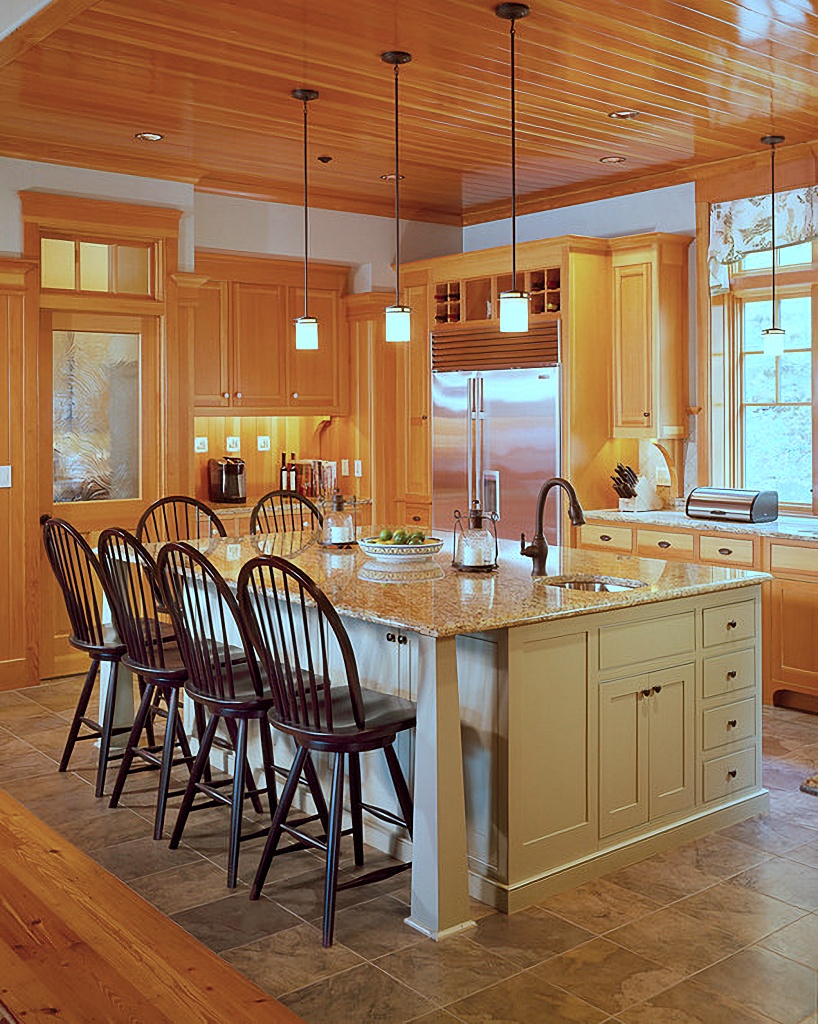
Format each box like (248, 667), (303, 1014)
(431, 320), (559, 371)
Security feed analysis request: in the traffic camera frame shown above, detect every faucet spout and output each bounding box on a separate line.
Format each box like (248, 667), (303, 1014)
(520, 477), (586, 577)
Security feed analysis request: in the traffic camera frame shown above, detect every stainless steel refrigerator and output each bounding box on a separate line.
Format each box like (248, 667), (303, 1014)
(432, 368), (561, 544)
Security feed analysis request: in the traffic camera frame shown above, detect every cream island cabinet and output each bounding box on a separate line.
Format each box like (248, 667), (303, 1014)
(180, 533), (767, 932)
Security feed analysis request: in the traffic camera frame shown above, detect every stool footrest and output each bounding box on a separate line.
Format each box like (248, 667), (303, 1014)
(337, 860), (410, 891)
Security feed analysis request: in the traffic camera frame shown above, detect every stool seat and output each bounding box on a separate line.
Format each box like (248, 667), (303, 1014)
(272, 687), (416, 750)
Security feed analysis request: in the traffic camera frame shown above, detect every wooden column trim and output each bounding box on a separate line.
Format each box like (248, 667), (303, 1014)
(167, 273), (210, 496)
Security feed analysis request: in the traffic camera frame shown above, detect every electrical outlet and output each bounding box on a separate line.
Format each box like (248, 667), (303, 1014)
(226, 436), (241, 453)
(226, 543), (241, 561)
(194, 436), (208, 453)
(354, 459), (363, 478)
(257, 435), (271, 452)
(0, 466), (10, 488)
(341, 459), (350, 477)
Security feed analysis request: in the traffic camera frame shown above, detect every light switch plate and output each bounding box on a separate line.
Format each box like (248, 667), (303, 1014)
(226, 436), (241, 453)
(257, 435), (271, 452)
(341, 459), (350, 477)
(194, 436), (208, 453)
(354, 459), (363, 478)
(0, 465), (10, 488)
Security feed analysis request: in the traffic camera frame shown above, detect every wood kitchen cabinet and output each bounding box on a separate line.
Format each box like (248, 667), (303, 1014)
(192, 253), (348, 416)
(610, 234), (692, 440)
(766, 541), (818, 705)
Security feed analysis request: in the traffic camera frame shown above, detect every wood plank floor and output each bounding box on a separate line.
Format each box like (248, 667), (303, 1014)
(0, 789), (303, 1023)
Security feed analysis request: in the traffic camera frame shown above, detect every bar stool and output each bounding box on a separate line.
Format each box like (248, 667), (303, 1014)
(40, 515), (129, 797)
(249, 490), (322, 535)
(238, 554), (415, 947)
(136, 495), (227, 544)
(98, 528), (198, 840)
(155, 541), (327, 888)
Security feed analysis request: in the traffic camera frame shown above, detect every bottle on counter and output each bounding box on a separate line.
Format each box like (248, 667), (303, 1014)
(321, 490), (355, 546)
(288, 452), (297, 491)
(280, 452), (288, 491)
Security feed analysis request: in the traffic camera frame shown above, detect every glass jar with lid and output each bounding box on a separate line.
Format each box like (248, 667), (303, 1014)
(321, 490), (355, 547)
(452, 500), (499, 572)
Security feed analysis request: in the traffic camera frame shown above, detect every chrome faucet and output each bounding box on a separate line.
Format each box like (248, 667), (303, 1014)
(520, 477), (586, 577)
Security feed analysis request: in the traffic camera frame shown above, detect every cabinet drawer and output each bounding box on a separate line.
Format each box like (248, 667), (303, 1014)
(637, 529), (694, 559)
(702, 599), (756, 647)
(599, 612), (695, 673)
(404, 503), (431, 528)
(702, 746), (757, 802)
(699, 535), (756, 567)
(579, 524), (633, 552)
(770, 543), (818, 576)
(702, 647), (756, 698)
(702, 697), (756, 752)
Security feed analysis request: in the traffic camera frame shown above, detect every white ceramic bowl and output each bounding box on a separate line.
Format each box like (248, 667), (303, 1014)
(358, 536), (444, 562)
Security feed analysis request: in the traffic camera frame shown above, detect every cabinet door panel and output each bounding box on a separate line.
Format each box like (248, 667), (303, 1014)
(193, 281), (230, 407)
(613, 262), (653, 434)
(770, 577), (818, 693)
(232, 282), (287, 408)
(404, 281), (431, 500)
(599, 675), (648, 838)
(647, 663), (694, 819)
(287, 287), (344, 412)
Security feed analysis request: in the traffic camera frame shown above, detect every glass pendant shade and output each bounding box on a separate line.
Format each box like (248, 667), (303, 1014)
(294, 315), (319, 350)
(498, 289), (530, 333)
(762, 326), (786, 358)
(385, 304), (411, 342)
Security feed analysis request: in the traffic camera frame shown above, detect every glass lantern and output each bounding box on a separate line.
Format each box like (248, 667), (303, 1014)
(452, 500), (499, 572)
(321, 490), (355, 547)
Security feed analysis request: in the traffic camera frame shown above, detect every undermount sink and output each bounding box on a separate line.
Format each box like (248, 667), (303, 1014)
(538, 574), (647, 593)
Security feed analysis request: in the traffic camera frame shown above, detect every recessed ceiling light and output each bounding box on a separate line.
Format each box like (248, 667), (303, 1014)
(379, 172), (405, 182)
(608, 109), (640, 120)
(134, 131), (163, 142)
(599, 155), (627, 164)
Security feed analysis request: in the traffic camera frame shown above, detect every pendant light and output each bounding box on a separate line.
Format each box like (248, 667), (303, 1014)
(293, 88), (319, 350)
(761, 134), (785, 358)
(381, 50), (413, 343)
(496, 3), (530, 333)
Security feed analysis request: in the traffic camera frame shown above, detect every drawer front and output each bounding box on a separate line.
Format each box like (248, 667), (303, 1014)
(702, 746), (757, 802)
(702, 697), (756, 751)
(702, 599), (756, 647)
(702, 647), (756, 698)
(636, 529), (695, 559)
(699, 535), (756, 567)
(599, 612), (695, 673)
(404, 503), (431, 528)
(770, 543), (818, 576)
(579, 524), (633, 552)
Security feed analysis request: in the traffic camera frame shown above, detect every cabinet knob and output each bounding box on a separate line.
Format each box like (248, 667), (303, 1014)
(657, 541), (671, 549)
(652, 685), (662, 695)
(385, 632), (396, 642)
(727, 719), (738, 728)
(727, 620), (737, 629)
(643, 411), (650, 418)
(222, 392), (230, 399)
(397, 635), (408, 645)
(600, 534), (612, 542)
(728, 769), (738, 778)
(718, 548), (733, 556)
(641, 688), (652, 698)
(235, 392), (243, 399)
(727, 670), (737, 679)
(412, 515), (421, 522)
(421, 414), (428, 420)
(292, 392), (299, 399)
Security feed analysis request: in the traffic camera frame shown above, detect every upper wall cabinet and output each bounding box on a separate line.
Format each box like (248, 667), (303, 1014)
(192, 253), (349, 416)
(610, 234), (692, 440)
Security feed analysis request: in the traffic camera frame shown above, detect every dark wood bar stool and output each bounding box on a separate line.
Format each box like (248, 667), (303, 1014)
(98, 528), (197, 840)
(136, 495), (227, 544)
(249, 490), (322, 535)
(238, 555), (415, 947)
(155, 541), (327, 888)
(40, 515), (130, 797)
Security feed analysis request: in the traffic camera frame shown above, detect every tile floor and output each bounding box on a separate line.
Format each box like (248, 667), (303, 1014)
(1, 676), (817, 1023)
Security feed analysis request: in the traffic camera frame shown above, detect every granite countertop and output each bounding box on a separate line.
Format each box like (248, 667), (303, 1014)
(163, 532), (769, 639)
(583, 508), (818, 542)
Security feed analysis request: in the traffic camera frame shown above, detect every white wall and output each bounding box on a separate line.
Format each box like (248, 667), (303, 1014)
(463, 183), (697, 251)
(0, 157), (197, 268)
(0, 0), (49, 40)
(194, 193), (461, 292)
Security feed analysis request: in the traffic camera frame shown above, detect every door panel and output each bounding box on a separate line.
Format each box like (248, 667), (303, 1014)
(232, 283), (287, 408)
(431, 371), (471, 534)
(193, 281), (230, 408)
(647, 663), (694, 819)
(599, 675), (648, 838)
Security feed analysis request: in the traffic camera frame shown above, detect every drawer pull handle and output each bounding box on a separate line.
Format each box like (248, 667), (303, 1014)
(727, 670), (737, 679)
(728, 769), (737, 778)
(652, 685), (662, 695)
(658, 541), (671, 549)
(600, 534), (612, 542)
(727, 719), (738, 728)
(397, 635), (408, 645)
(718, 547), (733, 556)
(385, 632), (396, 642)
(641, 689), (652, 698)
(727, 620), (737, 629)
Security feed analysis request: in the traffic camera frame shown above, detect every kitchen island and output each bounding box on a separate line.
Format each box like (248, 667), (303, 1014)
(180, 531), (769, 937)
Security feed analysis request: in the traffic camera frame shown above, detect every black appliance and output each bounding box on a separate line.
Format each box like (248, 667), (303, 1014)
(208, 457), (246, 504)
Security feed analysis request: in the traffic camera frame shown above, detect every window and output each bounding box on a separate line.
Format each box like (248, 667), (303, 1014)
(41, 237), (153, 296)
(710, 241), (816, 512)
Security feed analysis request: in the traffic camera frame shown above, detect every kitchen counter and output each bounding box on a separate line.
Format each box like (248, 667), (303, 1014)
(584, 507), (818, 541)
(184, 532), (768, 639)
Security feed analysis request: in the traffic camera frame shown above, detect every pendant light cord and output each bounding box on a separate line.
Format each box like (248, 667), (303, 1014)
(394, 63), (401, 309)
(510, 18), (517, 286)
(770, 140), (777, 330)
(302, 97), (309, 320)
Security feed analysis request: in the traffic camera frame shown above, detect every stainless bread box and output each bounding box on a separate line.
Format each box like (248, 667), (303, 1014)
(685, 487), (778, 523)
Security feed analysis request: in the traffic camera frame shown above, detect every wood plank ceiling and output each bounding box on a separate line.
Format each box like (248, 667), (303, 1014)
(0, 0), (817, 224)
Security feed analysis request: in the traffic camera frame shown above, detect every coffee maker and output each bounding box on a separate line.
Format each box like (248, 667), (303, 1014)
(208, 457), (246, 504)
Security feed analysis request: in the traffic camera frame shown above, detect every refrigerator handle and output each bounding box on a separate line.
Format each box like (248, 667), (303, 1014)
(466, 376), (475, 504)
(476, 378), (484, 500)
